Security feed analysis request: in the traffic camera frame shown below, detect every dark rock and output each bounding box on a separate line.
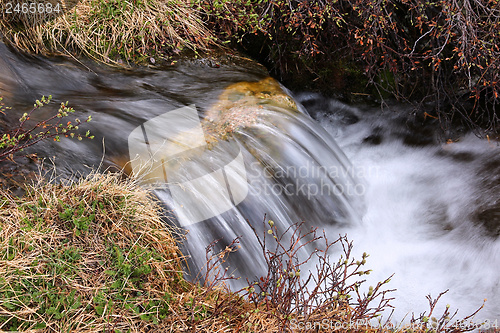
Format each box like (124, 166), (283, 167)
(363, 134), (382, 145)
(402, 132), (434, 146)
(475, 207), (500, 237)
(435, 150), (475, 162)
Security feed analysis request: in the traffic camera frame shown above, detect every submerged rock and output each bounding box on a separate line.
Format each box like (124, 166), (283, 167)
(475, 207), (500, 237)
(202, 77), (298, 144)
(117, 76), (300, 176)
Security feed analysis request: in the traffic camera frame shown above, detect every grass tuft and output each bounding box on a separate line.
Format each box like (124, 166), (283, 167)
(0, 172), (186, 331)
(0, 0), (216, 65)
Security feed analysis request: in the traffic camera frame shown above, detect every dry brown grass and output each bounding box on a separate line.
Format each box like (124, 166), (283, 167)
(0, 172), (188, 331)
(0, 0), (216, 65)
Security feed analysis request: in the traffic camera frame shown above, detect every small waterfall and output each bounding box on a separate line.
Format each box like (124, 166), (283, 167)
(127, 78), (364, 286)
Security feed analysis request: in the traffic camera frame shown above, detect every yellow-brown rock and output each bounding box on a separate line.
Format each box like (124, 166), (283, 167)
(202, 77), (298, 145)
(112, 77), (297, 174)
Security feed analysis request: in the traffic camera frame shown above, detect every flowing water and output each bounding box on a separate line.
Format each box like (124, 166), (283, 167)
(297, 95), (500, 324)
(1, 43), (499, 325)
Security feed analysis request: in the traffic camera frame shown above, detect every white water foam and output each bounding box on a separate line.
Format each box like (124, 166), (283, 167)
(312, 99), (500, 325)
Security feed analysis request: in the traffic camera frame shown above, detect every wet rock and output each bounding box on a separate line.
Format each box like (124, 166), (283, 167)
(399, 118), (436, 146)
(202, 77), (298, 144)
(435, 150), (475, 162)
(363, 127), (383, 145)
(402, 133), (435, 146)
(471, 153), (500, 237)
(363, 134), (382, 145)
(112, 76), (299, 175)
(475, 207), (500, 237)
(0, 156), (40, 197)
(295, 94), (360, 125)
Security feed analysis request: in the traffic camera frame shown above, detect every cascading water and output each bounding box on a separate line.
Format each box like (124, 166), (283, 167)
(126, 78), (364, 286)
(1, 43), (498, 325)
(297, 94), (500, 323)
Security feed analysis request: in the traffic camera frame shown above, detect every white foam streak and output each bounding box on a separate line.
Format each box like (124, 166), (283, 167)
(317, 106), (500, 323)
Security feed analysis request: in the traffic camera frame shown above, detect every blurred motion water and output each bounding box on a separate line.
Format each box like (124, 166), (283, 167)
(1, 43), (499, 324)
(298, 93), (500, 323)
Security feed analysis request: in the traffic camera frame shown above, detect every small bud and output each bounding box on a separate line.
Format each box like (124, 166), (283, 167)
(267, 229), (273, 234)
(19, 113), (28, 122)
(268, 220), (274, 227)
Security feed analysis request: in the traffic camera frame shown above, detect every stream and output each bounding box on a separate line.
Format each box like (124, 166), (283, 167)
(1, 42), (499, 325)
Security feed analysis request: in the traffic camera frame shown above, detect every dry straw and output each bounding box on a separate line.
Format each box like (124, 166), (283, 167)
(0, 172), (186, 331)
(0, 0), (216, 65)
